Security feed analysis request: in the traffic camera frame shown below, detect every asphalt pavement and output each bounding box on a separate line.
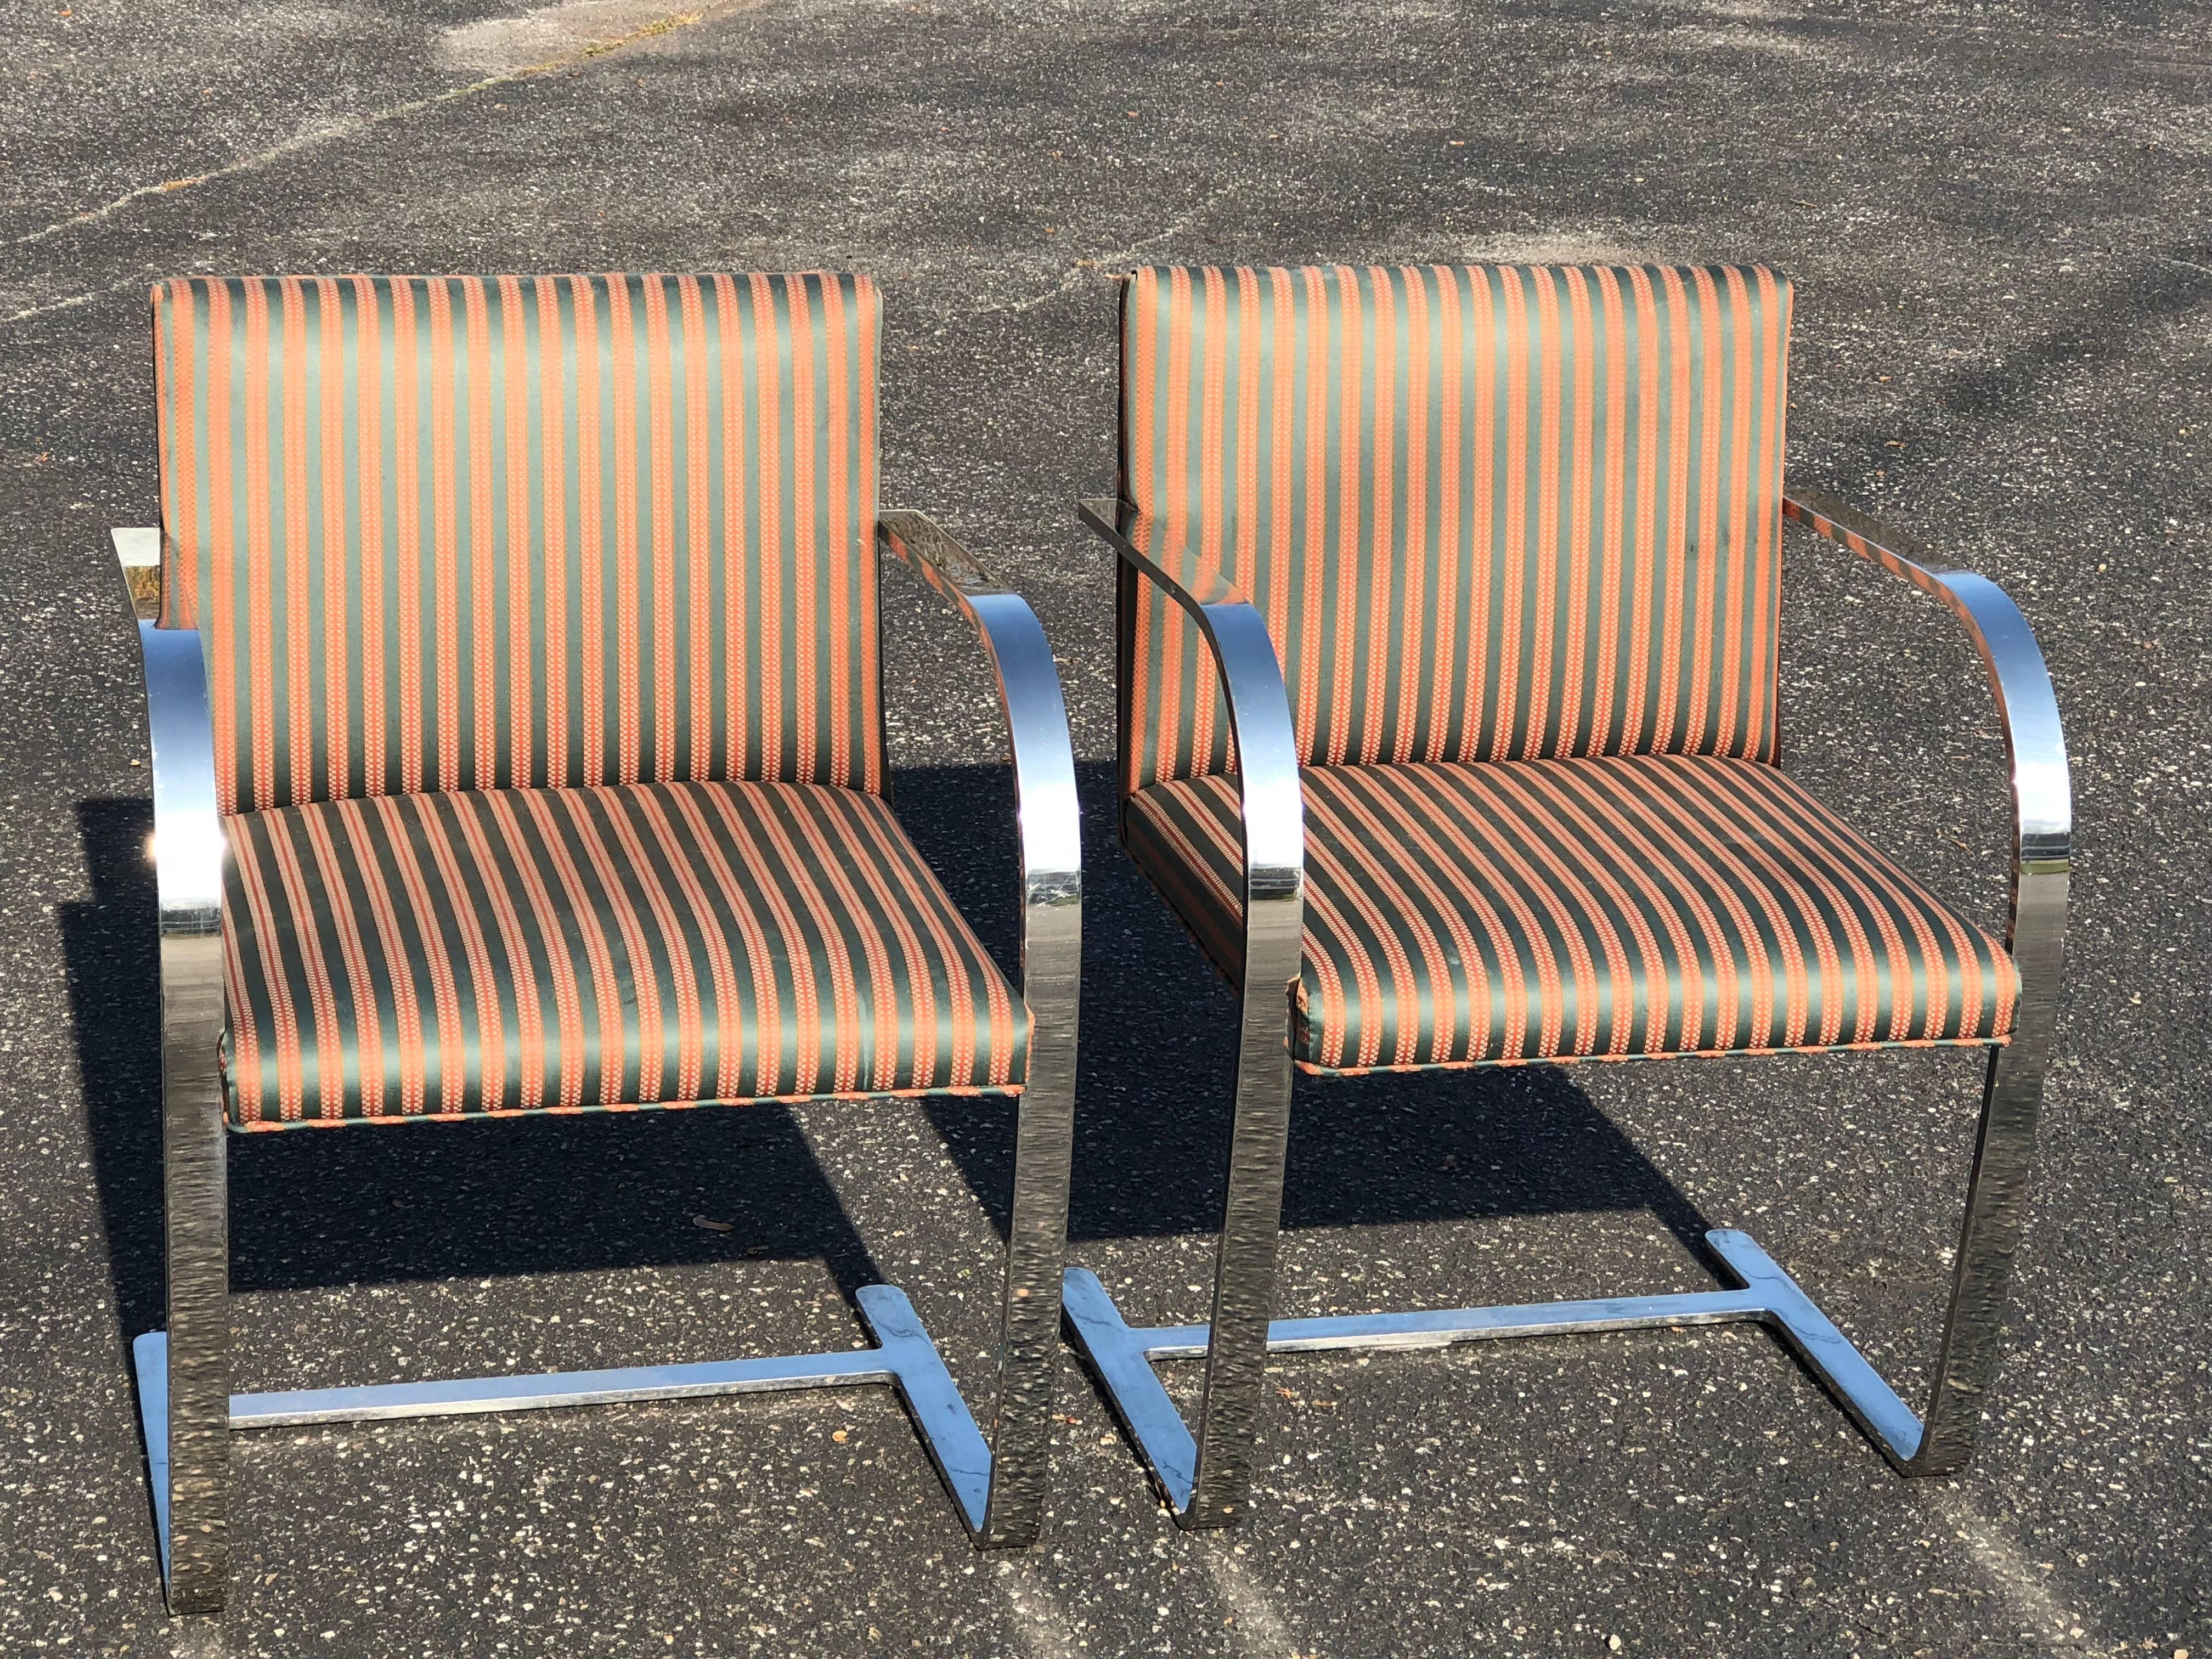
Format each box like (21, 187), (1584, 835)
(1, 1), (2206, 1653)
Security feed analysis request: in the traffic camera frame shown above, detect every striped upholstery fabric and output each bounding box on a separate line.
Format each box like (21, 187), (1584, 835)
(221, 781), (1027, 1126)
(154, 273), (882, 813)
(1119, 264), (1792, 791)
(1124, 757), (2016, 1072)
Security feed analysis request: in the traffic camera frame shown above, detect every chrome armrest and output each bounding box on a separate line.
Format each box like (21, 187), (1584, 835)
(113, 529), (225, 936)
(877, 511), (1084, 977)
(1077, 496), (1306, 1525)
(1780, 487), (2070, 1003)
(1075, 498), (1304, 984)
(876, 509), (1081, 1544)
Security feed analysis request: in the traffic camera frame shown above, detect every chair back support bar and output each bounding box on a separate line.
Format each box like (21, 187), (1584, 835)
(1117, 263), (1792, 791)
(154, 272), (884, 812)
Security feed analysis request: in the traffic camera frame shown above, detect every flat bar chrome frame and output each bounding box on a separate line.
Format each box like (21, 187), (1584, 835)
(131, 1284), (996, 1568)
(878, 510), (1083, 1545)
(116, 529), (234, 1613)
(1074, 482), (2070, 1522)
(120, 508), (1082, 1610)
(1062, 1228), (1928, 1510)
(1782, 484), (2070, 1472)
(1081, 498), (1305, 1527)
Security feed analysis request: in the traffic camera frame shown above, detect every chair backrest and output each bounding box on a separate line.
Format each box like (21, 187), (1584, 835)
(1117, 263), (1792, 793)
(154, 272), (883, 814)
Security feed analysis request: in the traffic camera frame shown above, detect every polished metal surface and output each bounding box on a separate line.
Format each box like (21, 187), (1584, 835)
(111, 526), (162, 620)
(1062, 1228), (1938, 1513)
(1073, 486), (2072, 1521)
(132, 1284), (999, 1543)
(1782, 485), (2072, 1472)
(880, 510), (1083, 1545)
(1078, 499), (1304, 1528)
(123, 515), (1082, 1610)
(118, 531), (233, 1615)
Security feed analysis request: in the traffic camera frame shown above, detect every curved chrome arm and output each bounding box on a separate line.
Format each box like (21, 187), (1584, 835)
(1077, 497), (1304, 1526)
(1781, 484), (2069, 1474)
(114, 528), (232, 1611)
(1781, 486), (2072, 924)
(1074, 500), (1305, 901)
(139, 622), (227, 931)
(876, 510), (1081, 1547)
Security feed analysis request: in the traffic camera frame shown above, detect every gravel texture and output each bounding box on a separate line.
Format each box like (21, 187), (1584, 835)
(1, 1), (2205, 1653)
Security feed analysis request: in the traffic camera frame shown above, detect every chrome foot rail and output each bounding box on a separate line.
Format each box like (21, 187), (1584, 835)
(1063, 1229), (1936, 1519)
(134, 1285), (995, 1599)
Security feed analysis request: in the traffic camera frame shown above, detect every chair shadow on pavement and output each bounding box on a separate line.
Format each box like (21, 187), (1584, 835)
(66, 766), (1713, 1358)
(62, 797), (887, 1353)
(899, 761), (1715, 1254)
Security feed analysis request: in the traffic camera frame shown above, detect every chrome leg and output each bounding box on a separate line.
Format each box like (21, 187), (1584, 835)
(874, 510), (1085, 1548)
(1776, 486), (2072, 1472)
(1180, 976), (1298, 1527)
(1910, 864), (2066, 1473)
(1059, 1268), (1200, 1504)
(973, 956), (1079, 1546)
(124, 575), (238, 1612)
(1163, 597), (1309, 1532)
(1905, 1040), (2045, 1471)
(1074, 565), (1307, 1531)
(133, 1283), (1017, 1598)
(1049, 976), (1305, 1530)
(861, 1288), (996, 1530)
(153, 933), (230, 1615)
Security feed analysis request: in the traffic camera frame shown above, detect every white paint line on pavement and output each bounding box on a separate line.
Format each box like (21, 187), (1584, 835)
(1195, 1540), (1306, 1658)
(992, 1557), (1085, 1659)
(1932, 1486), (2090, 1645)
(11, 0), (767, 251)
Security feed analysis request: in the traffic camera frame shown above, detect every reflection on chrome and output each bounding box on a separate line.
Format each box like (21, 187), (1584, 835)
(1068, 486), (2072, 1522)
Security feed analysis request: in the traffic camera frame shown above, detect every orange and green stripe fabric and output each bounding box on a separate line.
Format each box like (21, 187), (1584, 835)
(221, 781), (1028, 1126)
(151, 269), (1033, 1123)
(1118, 264), (1792, 789)
(1123, 756), (2017, 1073)
(154, 273), (883, 812)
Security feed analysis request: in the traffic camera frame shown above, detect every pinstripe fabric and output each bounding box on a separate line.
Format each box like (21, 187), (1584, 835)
(153, 273), (883, 812)
(1123, 757), (2016, 1073)
(1118, 264), (1791, 790)
(220, 780), (1027, 1126)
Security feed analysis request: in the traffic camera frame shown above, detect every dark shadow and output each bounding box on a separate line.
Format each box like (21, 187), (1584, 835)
(70, 763), (1713, 1344)
(64, 798), (165, 1341)
(63, 799), (885, 1338)
(900, 762), (1713, 1251)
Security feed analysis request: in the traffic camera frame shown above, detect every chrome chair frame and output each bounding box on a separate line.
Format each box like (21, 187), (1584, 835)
(118, 510), (1082, 1615)
(1066, 486), (2069, 1527)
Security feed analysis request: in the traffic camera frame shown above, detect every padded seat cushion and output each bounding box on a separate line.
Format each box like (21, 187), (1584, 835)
(221, 780), (1026, 1126)
(1123, 754), (2016, 1073)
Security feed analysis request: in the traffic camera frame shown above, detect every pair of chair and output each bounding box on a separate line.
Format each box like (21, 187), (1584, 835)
(120, 265), (2067, 1613)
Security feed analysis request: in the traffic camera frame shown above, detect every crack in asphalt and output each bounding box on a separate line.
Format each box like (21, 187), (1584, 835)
(983, 195), (1233, 316)
(8, 1), (761, 256)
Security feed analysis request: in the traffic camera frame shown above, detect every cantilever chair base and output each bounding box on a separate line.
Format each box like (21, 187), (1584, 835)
(135, 1283), (1008, 1600)
(1064, 1227), (1945, 1524)
(1075, 265), (2068, 1531)
(121, 399), (1081, 1611)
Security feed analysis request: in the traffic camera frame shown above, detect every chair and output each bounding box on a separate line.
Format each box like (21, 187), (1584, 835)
(119, 272), (1081, 1613)
(1066, 263), (2068, 1527)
